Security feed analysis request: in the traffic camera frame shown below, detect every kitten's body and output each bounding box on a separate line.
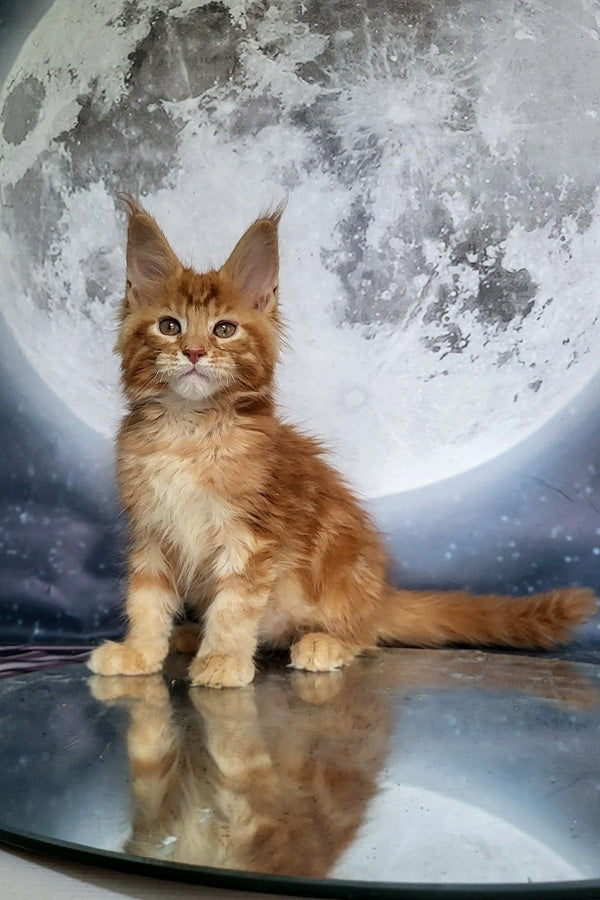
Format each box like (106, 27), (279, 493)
(89, 200), (596, 688)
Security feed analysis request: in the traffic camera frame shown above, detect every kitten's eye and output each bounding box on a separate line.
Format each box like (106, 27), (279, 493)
(213, 321), (237, 338)
(158, 317), (181, 336)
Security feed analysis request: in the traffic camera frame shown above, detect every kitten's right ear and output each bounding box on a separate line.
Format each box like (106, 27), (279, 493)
(120, 194), (181, 309)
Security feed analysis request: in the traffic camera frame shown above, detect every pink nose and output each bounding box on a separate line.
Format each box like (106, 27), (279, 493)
(183, 347), (206, 364)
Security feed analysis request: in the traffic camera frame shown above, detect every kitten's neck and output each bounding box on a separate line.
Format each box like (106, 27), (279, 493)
(126, 387), (275, 430)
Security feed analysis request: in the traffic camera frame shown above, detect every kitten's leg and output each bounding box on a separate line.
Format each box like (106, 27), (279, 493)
(290, 633), (361, 672)
(189, 567), (272, 689)
(88, 543), (179, 676)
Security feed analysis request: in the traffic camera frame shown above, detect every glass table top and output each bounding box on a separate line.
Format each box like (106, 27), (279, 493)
(0, 648), (599, 898)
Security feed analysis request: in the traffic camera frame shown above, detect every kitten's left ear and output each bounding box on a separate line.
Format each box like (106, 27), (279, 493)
(221, 205), (284, 313)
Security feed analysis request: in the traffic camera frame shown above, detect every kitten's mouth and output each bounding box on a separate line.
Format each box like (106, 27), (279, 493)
(181, 367), (209, 380)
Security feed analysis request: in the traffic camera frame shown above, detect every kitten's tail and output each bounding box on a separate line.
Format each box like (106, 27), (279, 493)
(377, 586), (597, 650)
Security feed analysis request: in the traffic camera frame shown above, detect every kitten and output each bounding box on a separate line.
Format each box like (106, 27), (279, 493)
(88, 198), (597, 688)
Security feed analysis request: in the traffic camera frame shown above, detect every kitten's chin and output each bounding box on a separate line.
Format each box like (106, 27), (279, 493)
(168, 372), (220, 402)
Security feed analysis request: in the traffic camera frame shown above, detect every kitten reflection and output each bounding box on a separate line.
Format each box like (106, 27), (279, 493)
(88, 663), (390, 876)
(88, 651), (599, 877)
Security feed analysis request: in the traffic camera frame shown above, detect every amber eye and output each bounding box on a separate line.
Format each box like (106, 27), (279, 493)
(213, 321), (237, 338)
(158, 317), (181, 336)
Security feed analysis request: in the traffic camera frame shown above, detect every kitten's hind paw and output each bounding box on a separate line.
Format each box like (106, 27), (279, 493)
(87, 640), (164, 676)
(189, 653), (255, 689)
(290, 633), (358, 672)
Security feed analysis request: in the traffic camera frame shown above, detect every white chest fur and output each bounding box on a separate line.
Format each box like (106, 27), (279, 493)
(128, 448), (254, 590)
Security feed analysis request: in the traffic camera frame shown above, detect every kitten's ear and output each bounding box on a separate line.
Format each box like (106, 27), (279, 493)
(120, 194), (182, 308)
(221, 205), (284, 313)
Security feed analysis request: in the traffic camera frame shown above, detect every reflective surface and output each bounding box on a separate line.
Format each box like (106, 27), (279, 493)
(1, 649), (600, 895)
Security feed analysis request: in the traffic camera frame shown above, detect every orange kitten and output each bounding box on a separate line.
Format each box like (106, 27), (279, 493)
(88, 199), (597, 688)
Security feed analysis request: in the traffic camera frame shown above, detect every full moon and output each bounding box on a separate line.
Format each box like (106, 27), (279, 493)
(2, 0), (600, 497)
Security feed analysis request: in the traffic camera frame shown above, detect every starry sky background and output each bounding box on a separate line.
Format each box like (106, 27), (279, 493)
(0, 0), (599, 656)
(0, 0), (121, 638)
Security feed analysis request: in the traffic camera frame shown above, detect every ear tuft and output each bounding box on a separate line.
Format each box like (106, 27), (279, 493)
(119, 194), (181, 307)
(221, 204), (285, 313)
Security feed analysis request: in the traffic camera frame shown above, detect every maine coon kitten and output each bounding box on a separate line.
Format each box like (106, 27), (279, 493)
(88, 199), (597, 688)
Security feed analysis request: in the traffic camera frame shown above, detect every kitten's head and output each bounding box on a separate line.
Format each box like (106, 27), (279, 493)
(117, 196), (284, 408)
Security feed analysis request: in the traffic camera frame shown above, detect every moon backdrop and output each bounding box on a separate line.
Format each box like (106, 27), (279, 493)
(0, 0), (599, 650)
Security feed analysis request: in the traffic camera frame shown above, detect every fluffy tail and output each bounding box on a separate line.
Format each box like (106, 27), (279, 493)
(377, 587), (597, 650)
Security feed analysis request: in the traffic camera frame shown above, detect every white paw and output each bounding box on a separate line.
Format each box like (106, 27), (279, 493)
(290, 633), (357, 672)
(87, 641), (164, 676)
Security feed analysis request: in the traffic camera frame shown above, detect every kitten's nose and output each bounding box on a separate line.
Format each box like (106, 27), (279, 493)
(183, 347), (206, 364)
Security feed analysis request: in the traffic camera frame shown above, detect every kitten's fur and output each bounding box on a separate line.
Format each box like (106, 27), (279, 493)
(88, 199), (597, 688)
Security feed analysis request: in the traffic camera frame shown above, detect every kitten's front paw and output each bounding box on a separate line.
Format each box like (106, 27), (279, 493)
(290, 633), (357, 672)
(189, 653), (255, 689)
(87, 641), (164, 676)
